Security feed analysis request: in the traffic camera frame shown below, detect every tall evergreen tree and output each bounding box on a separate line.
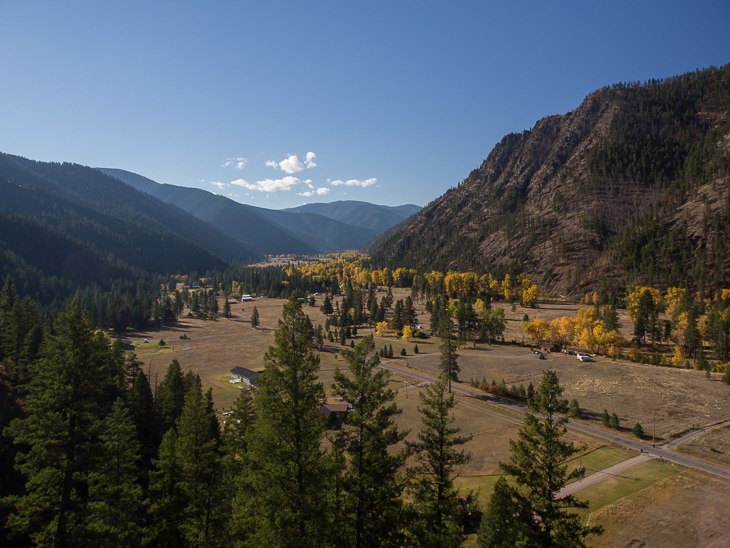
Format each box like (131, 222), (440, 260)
(156, 359), (187, 434)
(320, 294), (334, 316)
(332, 335), (408, 547)
(236, 295), (331, 547)
(128, 369), (158, 452)
(147, 430), (186, 548)
(479, 369), (603, 547)
(439, 315), (460, 393)
(3, 300), (121, 547)
(223, 387), (256, 465)
(407, 377), (472, 548)
(250, 306), (259, 328)
(176, 379), (230, 547)
(86, 399), (145, 548)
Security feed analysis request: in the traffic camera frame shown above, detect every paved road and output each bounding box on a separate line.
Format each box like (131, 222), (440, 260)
(379, 361), (730, 481)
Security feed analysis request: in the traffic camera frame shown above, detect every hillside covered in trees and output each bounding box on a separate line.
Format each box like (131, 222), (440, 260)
(370, 65), (730, 298)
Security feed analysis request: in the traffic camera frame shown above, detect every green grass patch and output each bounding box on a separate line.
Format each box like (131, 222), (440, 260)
(566, 445), (636, 484)
(454, 474), (500, 511)
(573, 459), (682, 524)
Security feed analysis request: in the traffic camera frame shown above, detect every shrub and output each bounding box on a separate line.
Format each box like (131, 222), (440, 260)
(629, 345), (641, 362)
(414, 344), (419, 354)
(400, 347), (406, 356)
(601, 409), (610, 427)
(567, 399), (582, 419)
(609, 412), (620, 429)
(632, 423), (644, 438)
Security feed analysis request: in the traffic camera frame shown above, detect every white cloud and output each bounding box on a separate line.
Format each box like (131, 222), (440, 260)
(279, 155), (306, 174)
(223, 157), (248, 169)
(304, 151), (317, 168)
(267, 152), (317, 174)
(297, 187), (331, 197)
(330, 177), (377, 187)
(210, 181), (228, 190)
(231, 176), (302, 192)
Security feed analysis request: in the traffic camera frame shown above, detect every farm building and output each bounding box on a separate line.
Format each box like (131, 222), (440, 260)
(320, 402), (351, 420)
(230, 366), (261, 385)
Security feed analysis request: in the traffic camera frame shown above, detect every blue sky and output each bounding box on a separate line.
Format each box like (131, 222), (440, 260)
(1, 1), (728, 210)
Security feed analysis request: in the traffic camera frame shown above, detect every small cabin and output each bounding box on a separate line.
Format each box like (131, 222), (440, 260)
(320, 402), (351, 420)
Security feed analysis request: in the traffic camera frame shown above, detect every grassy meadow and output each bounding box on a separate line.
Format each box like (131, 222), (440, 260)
(123, 289), (730, 545)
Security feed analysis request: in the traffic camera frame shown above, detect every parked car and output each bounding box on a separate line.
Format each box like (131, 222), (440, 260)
(577, 354), (592, 362)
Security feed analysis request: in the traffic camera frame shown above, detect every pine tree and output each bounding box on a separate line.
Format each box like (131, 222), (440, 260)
(86, 399), (145, 548)
(320, 294), (334, 316)
(602, 305), (621, 332)
(224, 387), (256, 464)
(250, 306), (260, 328)
(407, 377), (472, 548)
(156, 359), (187, 434)
(176, 379), (230, 546)
(128, 369), (158, 451)
(209, 291), (219, 319)
(223, 298), (231, 319)
(237, 295), (332, 547)
(332, 335), (408, 547)
(148, 430), (186, 547)
(3, 300), (121, 546)
(477, 477), (522, 548)
(601, 409), (611, 427)
(479, 369), (603, 546)
(439, 315), (460, 393)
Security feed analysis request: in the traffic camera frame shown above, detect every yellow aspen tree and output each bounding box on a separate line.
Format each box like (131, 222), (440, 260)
(671, 345), (685, 366)
(376, 321), (389, 336)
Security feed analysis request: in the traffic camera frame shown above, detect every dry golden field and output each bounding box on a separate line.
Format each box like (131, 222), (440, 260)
(123, 289), (730, 545)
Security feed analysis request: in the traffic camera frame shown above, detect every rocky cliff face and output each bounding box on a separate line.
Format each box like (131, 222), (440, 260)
(370, 66), (730, 297)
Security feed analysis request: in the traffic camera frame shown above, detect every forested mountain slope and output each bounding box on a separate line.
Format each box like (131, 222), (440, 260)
(0, 154), (252, 264)
(99, 168), (318, 255)
(100, 168), (380, 254)
(370, 65), (730, 297)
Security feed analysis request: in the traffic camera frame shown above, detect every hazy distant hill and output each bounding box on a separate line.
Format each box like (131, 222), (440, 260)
(284, 200), (421, 233)
(99, 169), (318, 255)
(99, 169), (402, 253)
(371, 65), (730, 296)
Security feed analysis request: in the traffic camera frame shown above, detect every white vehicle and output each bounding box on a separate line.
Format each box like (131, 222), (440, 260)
(577, 353), (592, 362)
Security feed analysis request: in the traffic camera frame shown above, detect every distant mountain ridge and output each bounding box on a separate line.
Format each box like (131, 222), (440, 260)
(283, 200), (421, 233)
(370, 65), (730, 296)
(0, 153), (240, 306)
(99, 168), (419, 253)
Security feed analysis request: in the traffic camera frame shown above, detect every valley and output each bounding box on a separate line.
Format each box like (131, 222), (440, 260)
(124, 288), (730, 546)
